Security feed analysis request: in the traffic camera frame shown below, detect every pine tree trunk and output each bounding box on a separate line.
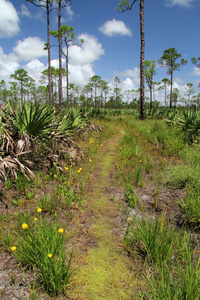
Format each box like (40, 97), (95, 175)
(140, 0), (145, 120)
(170, 71), (173, 109)
(58, 0), (63, 107)
(66, 46), (69, 108)
(47, 2), (53, 105)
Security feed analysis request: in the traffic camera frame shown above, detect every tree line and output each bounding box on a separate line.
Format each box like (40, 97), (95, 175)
(0, 1), (199, 113)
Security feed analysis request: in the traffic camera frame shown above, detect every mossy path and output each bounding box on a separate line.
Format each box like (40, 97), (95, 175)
(69, 134), (140, 299)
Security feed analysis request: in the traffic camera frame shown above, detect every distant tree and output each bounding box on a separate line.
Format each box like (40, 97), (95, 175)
(158, 78), (170, 106)
(89, 75), (101, 108)
(171, 88), (180, 108)
(9, 81), (20, 105)
(113, 76), (121, 108)
(55, 0), (72, 107)
(191, 57), (200, 68)
(185, 83), (195, 106)
(27, 0), (54, 104)
(117, 0), (145, 119)
(50, 25), (83, 107)
(0, 80), (8, 103)
(99, 80), (109, 107)
(144, 60), (156, 110)
(158, 48), (187, 109)
(10, 69), (30, 101)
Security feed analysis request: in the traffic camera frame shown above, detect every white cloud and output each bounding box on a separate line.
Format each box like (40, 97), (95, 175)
(69, 33), (105, 65)
(65, 6), (74, 21)
(99, 19), (132, 37)
(23, 59), (46, 83)
(122, 77), (138, 91)
(0, 0), (20, 37)
(13, 37), (47, 61)
(0, 47), (19, 82)
(174, 76), (185, 84)
(189, 66), (200, 77)
(20, 4), (31, 17)
(115, 67), (140, 86)
(69, 64), (95, 85)
(165, 0), (195, 7)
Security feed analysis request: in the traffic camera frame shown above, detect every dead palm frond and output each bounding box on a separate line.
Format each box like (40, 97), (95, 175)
(0, 156), (35, 182)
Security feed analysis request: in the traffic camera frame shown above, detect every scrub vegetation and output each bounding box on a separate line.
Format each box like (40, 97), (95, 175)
(0, 104), (200, 299)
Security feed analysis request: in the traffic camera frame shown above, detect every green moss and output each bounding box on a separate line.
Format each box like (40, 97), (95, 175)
(70, 130), (142, 299)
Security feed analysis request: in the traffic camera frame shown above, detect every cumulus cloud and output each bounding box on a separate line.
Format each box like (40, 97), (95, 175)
(99, 19), (132, 37)
(13, 37), (47, 61)
(115, 67), (140, 86)
(165, 0), (195, 7)
(189, 66), (200, 77)
(69, 64), (95, 85)
(23, 59), (46, 83)
(65, 6), (74, 21)
(0, 0), (20, 37)
(0, 47), (19, 82)
(68, 33), (105, 65)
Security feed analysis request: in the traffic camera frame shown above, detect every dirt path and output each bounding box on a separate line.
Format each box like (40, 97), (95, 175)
(69, 134), (139, 299)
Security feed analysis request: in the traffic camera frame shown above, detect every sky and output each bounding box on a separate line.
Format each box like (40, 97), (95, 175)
(0, 0), (200, 103)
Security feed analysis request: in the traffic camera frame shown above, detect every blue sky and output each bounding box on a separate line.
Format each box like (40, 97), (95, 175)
(0, 0), (200, 102)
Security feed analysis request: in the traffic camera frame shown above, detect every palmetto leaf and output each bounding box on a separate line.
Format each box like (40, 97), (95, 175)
(5, 101), (55, 140)
(0, 156), (35, 182)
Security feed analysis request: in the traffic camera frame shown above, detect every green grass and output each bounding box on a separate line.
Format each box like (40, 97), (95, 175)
(13, 216), (72, 295)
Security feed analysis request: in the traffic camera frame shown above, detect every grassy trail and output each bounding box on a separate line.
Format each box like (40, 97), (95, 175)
(70, 134), (139, 299)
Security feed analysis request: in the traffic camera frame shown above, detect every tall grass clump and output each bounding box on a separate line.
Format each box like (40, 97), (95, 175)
(13, 215), (73, 296)
(179, 186), (200, 225)
(125, 211), (179, 265)
(162, 162), (200, 190)
(124, 184), (138, 208)
(144, 243), (200, 300)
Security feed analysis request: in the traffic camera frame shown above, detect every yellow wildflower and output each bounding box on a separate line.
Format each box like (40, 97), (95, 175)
(58, 228), (64, 234)
(48, 253), (52, 258)
(22, 223), (28, 230)
(34, 218), (38, 221)
(37, 208), (42, 213)
(64, 167), (69, 171)
(77, 170), (81, 173)
(89, 159), (92, 162)
(79, 168), (82, 171)
(53, 174), (56, 178)
(11, 246), (16, 251)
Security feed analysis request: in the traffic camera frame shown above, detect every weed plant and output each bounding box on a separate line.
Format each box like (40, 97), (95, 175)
(125, 211), (179, 265)
(144, 244), (200, 300)
(124, 184), (138, 208)
(13, 216), (72, 295)
(179, 187), (200, 224)
(162, 164), (200, 189)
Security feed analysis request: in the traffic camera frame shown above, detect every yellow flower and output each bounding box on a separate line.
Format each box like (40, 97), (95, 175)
(22, 223), (28, 230)
(34, 218), (38, 221)
(11, 246), (16, 251)
(64, 167), (68, 171)
(58, 228), (64, 234)
(53, 174), (56, 178)
(128, 217), (132, 221)
(37, 208), (42, 213)
(139, 160), (142, 163)
(77, 170), (81, 173)
(79, 168), (82, 171)
(89, 159), (92, 162)
(48, 253), (52, 258)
